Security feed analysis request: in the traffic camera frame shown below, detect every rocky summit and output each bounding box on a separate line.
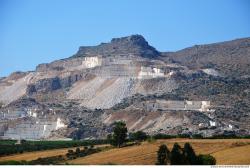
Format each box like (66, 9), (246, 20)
(0, 35), (250, 140)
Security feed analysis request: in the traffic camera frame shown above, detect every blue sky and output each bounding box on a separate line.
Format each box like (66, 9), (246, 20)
(0, 0), (249, 77)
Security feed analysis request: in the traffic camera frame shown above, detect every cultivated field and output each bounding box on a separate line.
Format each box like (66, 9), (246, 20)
(68, 139), (250, 165)
(0, 144), (108, 162)
(212, 144), (250, 165)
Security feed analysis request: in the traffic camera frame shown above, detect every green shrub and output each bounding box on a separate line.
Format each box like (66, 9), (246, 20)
(197, 154), (216, 165)
(129, 131), (148, 141)
(153, 133), (176, 139)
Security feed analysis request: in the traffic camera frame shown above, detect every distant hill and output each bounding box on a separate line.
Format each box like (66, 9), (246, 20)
(0, 35), (249, 140)
(162, 37), (250, 77)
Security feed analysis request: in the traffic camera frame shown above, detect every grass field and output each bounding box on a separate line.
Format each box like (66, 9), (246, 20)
(67, 139), (250, 165)
(212, 145), (250, 165)
(0, 144), (108, 162)
(1, 139), (250, 165)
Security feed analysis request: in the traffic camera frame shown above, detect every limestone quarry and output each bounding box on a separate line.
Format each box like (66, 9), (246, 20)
(0, 35), (249, 140)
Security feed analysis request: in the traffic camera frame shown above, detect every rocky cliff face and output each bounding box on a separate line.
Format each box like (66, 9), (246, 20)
(0, 35), (249, 140)
(74, 35), (160, 58)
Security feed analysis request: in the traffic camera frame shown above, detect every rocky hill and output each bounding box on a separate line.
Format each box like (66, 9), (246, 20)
(0, 35), (249, 140)
(162, 37), (250, 77)
(73, 35), (160, 58)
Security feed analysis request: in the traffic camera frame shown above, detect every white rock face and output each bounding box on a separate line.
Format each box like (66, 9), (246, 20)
(200, 101), (211, 112)
(202, 68), (220, 76)
(168, 71), (174, 76)
(82, 57), (101, 68)
(79, 77), (135, 109)
(67, 77), (108, 100)
(43, 125), (47, 135)
(138, 66), (165, 79)
(2, 117), (67, 140)
(199, 123), (204, 127)
(1, 110), (26, 119)
(27, 109), (37, 118)
(0, 75), (29, 105)
(56, 118), (66, 130)
(209, 121), (216, 126)
(141, 100), (212, 112)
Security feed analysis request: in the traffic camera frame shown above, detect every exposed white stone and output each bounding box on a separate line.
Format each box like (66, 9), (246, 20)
(199, 123), (204, 127)
(142, 100), (212, 112)
(3, 117), (67, 140)
(1, 110), (27, 119)
(202, 68), (220, 76)
(138, 66), (165, 79)
(209, 121), (216, 126)
(27, 110), (37, 118)
(168, 71), (174, 76)
(82, 57), (102, 68)
(200, 101), (211, 112)
(43, 125), (47, 135)
(0, 75), (29, 105)
(55, 118), (66, 130)
(32, 112), (37, 118)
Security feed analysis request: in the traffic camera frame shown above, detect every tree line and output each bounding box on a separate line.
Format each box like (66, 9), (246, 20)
(0, 139), (108, 156)
(157, 143), (216, 165)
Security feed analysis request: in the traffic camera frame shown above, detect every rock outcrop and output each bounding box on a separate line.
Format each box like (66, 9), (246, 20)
(74, 35), (160, 58)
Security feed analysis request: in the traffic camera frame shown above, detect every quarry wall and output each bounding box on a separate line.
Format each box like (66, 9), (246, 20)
(140, 100), (212, 112)
(138, 66), (165, 79)
(0, 108), (66, 140)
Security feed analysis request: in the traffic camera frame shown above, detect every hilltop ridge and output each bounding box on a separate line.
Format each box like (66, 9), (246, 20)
(73, 34), (160, 58)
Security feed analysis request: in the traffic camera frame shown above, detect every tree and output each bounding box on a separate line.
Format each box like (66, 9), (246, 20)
(75, 147), (80, 156)
(129, 131), (148, 141)
(155, 143), (216, 165)
(107, 134), (113, 145)
(170, 143), (185, 165)
(156, 144), (170, 165)
(110, 121), (128, 147)
(183, 143), (198, 165)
